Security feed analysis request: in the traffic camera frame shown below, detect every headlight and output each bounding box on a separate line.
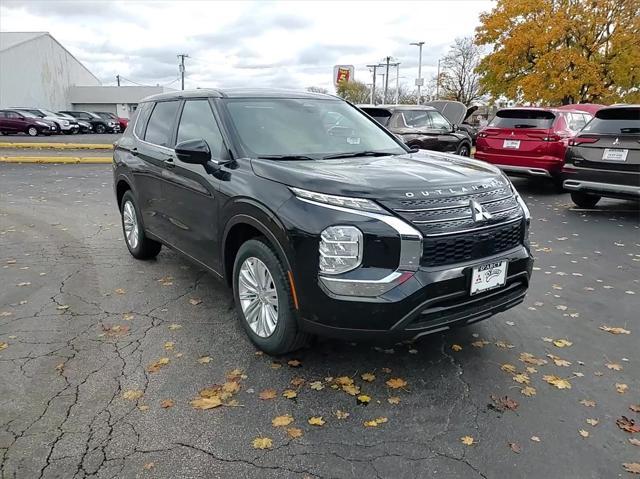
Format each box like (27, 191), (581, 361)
(61, 120), (69, 126)
(36, 121), (49, 126)
(291, 187), (383, 213)
(319, 226), (363, 275)
(108, 121), (116, 126)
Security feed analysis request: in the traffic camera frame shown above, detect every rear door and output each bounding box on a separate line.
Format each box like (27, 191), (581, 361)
(481, 109), (555, 158)
(5, 111), (25, 132)
(571, 107), (640, 175)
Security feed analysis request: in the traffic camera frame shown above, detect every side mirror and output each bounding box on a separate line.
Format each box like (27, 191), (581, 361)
(452, 124), (458, 132)
(175, 138), (211, 165)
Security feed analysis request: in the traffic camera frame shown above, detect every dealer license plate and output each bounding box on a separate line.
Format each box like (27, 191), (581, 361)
(602, 148), (628, 162)
(470, 260), (508, 295)
(503, 139), (520, 149)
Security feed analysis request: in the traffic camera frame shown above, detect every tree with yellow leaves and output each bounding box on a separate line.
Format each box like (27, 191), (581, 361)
(475, 0), (640, 105)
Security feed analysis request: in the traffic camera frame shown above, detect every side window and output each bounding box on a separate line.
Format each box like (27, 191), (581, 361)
(176, 100), (224, 158)
(133, 102), (152, 138)
(144, 101), (180, 147)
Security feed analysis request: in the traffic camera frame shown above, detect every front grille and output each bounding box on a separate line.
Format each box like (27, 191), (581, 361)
(379, 181), (524, 267)
(422, 220), (523, 267)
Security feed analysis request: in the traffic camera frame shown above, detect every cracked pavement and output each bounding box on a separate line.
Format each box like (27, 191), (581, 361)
(1, 164), (639, 478)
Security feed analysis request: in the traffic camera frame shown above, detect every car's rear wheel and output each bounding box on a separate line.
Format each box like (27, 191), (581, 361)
(95, 124), (106, 134)
(571, 191), (601, 208)
(120, 191), (162, 259)
(63, 130), (73, 135)
(457, 143), (471, 157)
(27, 126), (38, 137)
(233, 238), (310, 355)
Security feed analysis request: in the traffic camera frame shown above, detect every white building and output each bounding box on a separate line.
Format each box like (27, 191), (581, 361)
(0, 32), (101, 111)
(0, 32), (173, 119)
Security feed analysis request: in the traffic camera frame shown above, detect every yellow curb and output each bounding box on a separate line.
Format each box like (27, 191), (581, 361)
(0, 142), (113, 150)
(0, 156), (112, 164)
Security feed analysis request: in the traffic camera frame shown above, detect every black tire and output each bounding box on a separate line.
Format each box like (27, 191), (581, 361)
(63, 130), (73, 135)
(571, 191), (601, 208)
(120, 191), (162, 259)
(27, 126), (38, 137)
(457, 143), (471, 157)
(233, 238), (310, 355)
(95, 123), (106, 134)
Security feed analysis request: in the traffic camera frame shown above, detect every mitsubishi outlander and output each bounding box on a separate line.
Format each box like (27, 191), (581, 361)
(113, 89), (533, 354)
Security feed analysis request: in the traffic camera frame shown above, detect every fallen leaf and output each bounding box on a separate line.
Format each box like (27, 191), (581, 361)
(137, 404), (149, 412)
(580, 399), (596, 407)
(606, 363), (622, 371)
(553, 339), (573, 348)
(387, 396), (401, 404)
(286, 427), (303, 439)
(308, 416), (325, 426)
(495, 341), (515, 349)
(272, 414), (294, 427)
(623, 463), (640, 474)
(586, 418), (599, 426)
(509, 442), (521, 454)
(471, 340), (490, 348)
(451, 344), (463, 352)
(197, 356), (212, 364)
(501, 363), (517, 374)
(123, 313), (134, 321)
(616, 416), (640, 433)
(364, 417), (388, 427)
(357, 394), (371, 405)
(335, 376), (354, 386)
(160, 399), (175, 408)
(287, 359), (302, 368)
(114, 288), (126, 294)
(282, 389), (298, 399)
(543, 375), (572, 389)
(146, 357), (170, 373)
(530, 436), (541, 442)
(259, 389), (277, 400)
(616, 383), (629, 394)
(309, 381), (324, 391)
(579, 429), (589, 438)
(168, 323), (182, 330)
(122, 389), (143, 401)
(489, 395), (519, 412)
(629, 438), (640, 447)
(222, 381), (240, 394)
(519, 352), (547, 366)
(252, 436), (273, 450)
(56, 305), (69, 310)
(335, 410), (350, 419)
(599, 325), (631, 335)
(513, 373), (530, 385)
(226, 368), (244, 381)
(163, 341), (175, 351)
(0, 342), (8, 351)
(290, 377), (305, 387)
(461, 436), (475, 446)
(361, 372), (376, 382)
(143, 462), (154, 470)
(189, 298), (202, 305)
(630, 404), (640, 413)
(270, 362), (282, 369)
(190, 396), (222, 410)
(386, 378), (408, 389)
(521, 386), (537, 397)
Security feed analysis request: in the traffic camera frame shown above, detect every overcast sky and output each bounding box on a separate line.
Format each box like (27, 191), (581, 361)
(1, 0), (494, 92)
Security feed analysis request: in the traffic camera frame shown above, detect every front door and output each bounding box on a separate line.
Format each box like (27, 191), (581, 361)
(160, 99), (223, 272)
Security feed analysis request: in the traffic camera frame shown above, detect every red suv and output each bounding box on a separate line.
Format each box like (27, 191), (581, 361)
(475, 107), (598, 187)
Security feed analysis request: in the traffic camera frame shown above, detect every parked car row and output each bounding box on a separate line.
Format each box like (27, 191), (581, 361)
(0, 107), (127, 136)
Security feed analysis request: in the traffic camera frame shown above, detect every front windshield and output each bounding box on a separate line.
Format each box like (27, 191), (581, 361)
(18, 111), (38, 118)
(223, 98), (406, 158)
(40, 109), (58, 117)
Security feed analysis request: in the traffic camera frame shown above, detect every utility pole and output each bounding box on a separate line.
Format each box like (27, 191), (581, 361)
(436, 58), (441, 100)
(410, 41), (424, 104)
(177, 53), (189, 90)
(116, 74), (120, 87)
(366, 64), (379, 104)
(395, 63), (400, 104)
(383, 56), (391, 104)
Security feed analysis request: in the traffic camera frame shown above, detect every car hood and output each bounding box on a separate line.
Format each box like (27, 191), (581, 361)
(425, 100), (475, 125)
(251, 150), (503, 200)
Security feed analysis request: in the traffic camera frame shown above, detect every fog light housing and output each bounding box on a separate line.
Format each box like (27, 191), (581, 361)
(319, 226), (363, 275)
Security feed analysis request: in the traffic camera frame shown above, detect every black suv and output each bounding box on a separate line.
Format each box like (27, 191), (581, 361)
(113, 89), (533, 354)
(358, 104), (473, 156)
(563, 105), (639, 208)
(59, 110), (119, 134)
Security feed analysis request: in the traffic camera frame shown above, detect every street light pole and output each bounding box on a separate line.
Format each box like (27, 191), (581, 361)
(410, 41), (424, 104)
(366, 64), (379, 104)
(383, 56), (390, 104)
(177, 53), (189, 90)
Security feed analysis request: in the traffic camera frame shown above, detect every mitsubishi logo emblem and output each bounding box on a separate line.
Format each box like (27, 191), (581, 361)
(613, 137), (619, 145)
(470, 200), (492, 222)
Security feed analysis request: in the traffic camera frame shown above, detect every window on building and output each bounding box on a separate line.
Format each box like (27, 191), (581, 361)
(143, 101), (179, 146)
(176, 100), (224, 158)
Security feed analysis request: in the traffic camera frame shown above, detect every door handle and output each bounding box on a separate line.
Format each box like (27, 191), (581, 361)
(131, 148), (139, 156)
(164, 158), (176, 168)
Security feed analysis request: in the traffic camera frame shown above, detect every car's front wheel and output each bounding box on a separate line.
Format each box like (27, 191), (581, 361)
(27, 126), (38, 137)
(120, 191), (162, 259)
(233, 239), (310, 355)
(457, 143), (471, 157)
(95, 124), (106, 134)
(571, 191), (601, 208)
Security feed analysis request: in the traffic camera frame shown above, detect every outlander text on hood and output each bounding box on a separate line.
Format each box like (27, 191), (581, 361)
(112, 89), (534, 354)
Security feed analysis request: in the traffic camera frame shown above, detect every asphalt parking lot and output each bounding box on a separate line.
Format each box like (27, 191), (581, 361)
(1, 164), (638, 479)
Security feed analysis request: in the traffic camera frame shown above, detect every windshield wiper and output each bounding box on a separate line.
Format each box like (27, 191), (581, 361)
(322, 151), (393, 160)
(257, 155), (318, 161)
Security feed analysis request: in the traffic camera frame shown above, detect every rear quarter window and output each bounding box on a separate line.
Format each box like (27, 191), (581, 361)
(143, 101), (180, 146)
(133, 103), (153, 138)
(490, 110), (555, 129)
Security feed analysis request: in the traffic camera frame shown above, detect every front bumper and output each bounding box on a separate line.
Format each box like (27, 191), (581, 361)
(299, 245), (533, 341)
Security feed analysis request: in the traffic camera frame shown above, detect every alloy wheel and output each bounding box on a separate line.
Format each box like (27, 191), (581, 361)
(238, 257), (279, 338)
(27, 127), (38, 136)
(122, 200), (139, 250)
